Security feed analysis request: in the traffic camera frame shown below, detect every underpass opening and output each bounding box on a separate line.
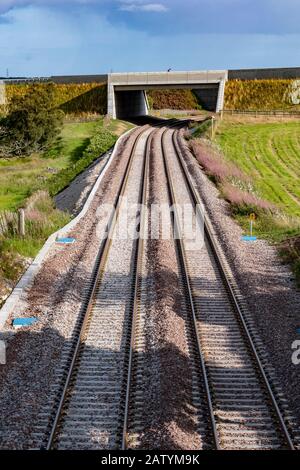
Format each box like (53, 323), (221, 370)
(115, 90), (149, 120)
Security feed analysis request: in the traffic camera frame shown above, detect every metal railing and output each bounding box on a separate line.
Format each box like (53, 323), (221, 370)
(223, 109), (300, 117)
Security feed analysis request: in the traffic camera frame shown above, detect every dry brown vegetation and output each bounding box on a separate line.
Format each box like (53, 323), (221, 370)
(224, 79), (300, 111)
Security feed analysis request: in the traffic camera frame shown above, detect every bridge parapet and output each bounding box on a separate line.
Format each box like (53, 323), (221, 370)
(109, 70), (227, 86)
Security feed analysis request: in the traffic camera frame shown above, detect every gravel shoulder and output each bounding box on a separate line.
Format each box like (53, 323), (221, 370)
(54, 148), (113, 216)
(178, 130), (300, 428)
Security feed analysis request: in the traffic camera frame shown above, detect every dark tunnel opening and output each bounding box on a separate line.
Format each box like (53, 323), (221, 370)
(114, 90), (148, 120)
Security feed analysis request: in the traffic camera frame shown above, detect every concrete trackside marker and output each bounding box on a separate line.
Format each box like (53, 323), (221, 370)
(0, 340), (6, 364)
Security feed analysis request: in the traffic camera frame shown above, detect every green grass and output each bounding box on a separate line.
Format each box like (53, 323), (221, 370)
(217, 121), (300, 221)
(45, 120), (99, 162)
(0, 117), (132, 211)
(0, 121), (98, 211)
(215, 120), (300, 284)
(0, 117), (133, 295)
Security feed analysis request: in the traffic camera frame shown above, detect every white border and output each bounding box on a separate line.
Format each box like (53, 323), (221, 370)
(0, 127), (135, 330)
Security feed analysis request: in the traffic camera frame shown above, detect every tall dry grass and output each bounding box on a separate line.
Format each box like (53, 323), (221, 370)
(190, 138), (272, 214)
(190, 139), (246, 182)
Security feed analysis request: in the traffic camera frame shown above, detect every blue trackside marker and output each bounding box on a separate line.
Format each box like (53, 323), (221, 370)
(297, 328), (300, 334)
(56, 237), (76, 244)
(242, 213), (257, 242)
(12, 317), (38, 329)
(242, 235), (257, 242)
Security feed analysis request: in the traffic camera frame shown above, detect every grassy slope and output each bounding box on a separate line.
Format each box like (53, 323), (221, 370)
(0, 117), (133, 297)
(0, 121), (97, 211)
(217, 121), (300, 221)
(0, 118), (132, 211)
(224, 79), (300, 111)
(215, 119), (300, 282)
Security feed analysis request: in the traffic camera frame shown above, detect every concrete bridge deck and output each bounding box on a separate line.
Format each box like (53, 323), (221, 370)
(108, 70), (228, 119)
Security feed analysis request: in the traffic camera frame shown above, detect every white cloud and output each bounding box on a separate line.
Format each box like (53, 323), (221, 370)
(120, 3), (168, 12)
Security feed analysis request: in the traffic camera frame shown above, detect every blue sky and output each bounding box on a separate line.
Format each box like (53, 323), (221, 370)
(1, 0), (300, 76)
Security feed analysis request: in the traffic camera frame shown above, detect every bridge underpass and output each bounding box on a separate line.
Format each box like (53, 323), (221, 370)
(108, 71), (228, 119)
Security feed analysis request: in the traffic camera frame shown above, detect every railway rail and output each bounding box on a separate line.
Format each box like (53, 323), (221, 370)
(42, 119), (184, 450)
(40, 118), (296, 450)
(43, 124), (154, 449)
(160, 127), (295, 450)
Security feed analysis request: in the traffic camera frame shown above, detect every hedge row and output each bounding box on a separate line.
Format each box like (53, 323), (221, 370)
(48, 125), (117, 196)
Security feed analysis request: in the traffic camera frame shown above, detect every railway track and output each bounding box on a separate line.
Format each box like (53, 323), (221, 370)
(160, 127), (295, 450)
(39, 119), (296, 450)
(42, 119), (185, 450)
(41, 123), (155, 449)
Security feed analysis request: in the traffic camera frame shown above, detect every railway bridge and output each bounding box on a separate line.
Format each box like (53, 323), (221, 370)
(107, 70), (228, 119)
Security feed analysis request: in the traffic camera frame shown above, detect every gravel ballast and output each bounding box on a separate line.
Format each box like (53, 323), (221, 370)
(0, 127), (143, 449)
(0, 122), (299, 450)
(131, 128), (203, 450)
(54, 149), (113, 216)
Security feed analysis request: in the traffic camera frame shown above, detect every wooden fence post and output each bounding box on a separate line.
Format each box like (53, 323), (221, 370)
(18, 209), (25, 237)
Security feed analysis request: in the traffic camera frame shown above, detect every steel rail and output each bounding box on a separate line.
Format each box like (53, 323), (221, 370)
(45, 124), (154, 450)
(121, 128), (153, 450)
(122, 120), (188, 449)
(42, 117), (205, 450)
(171, 128), (295, 450)
(160, 127), (220, 450)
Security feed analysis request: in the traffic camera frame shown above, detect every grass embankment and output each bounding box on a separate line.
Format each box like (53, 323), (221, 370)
(1, 82), (107, 116)
(0, 117), (131, 211)
(189, 119), (300, 284)
(224, 79), (300, 111)
(0, 117), (133, 299)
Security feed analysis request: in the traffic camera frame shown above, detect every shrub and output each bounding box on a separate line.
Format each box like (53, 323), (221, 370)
(0, 83), (64, 156)
(190, 139), (246, 183)
(48, 127), (117, 196)
(82, 128), (116, 160)
(220, 182), (273, 215)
